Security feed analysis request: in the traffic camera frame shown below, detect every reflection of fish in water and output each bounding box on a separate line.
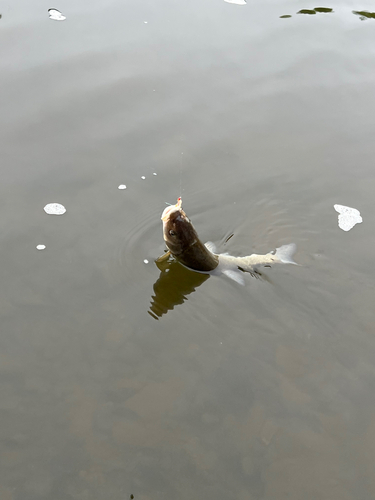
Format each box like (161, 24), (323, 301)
(148, 259), (209, 319)
(158, 198), (297, 285)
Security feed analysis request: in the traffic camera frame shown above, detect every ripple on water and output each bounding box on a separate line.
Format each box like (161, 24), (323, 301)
(112, 201), (161, 282)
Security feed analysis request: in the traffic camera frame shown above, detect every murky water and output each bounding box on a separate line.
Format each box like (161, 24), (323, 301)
(1, 0), (375, 498)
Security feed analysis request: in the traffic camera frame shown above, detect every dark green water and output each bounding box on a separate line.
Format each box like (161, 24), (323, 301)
(1, 0), (375, 498)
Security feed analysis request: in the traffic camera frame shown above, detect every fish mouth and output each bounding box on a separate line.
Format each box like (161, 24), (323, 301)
(161, 197), (182, 221)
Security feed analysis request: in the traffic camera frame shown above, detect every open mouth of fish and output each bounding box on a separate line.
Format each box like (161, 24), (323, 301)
(161, 197), (182, 221)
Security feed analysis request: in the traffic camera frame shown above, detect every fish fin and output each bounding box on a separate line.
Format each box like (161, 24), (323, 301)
(222, 269), (245, 285)
(274, 243), (298, 265)
(205, 241), (217, 254)
(155, 250), (171, 263)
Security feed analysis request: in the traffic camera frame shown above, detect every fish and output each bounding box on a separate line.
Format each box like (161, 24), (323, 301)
(158, 197), (297, 285)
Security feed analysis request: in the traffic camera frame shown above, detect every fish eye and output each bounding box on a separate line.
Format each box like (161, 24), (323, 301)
(169, 230), (175, 236)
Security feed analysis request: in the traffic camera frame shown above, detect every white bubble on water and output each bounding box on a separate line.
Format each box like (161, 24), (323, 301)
(44, 203), (66, 215)
(153, 172), (157, 176)
(36, 244), (46, 250)
(144, 259), (149, 264)
(141, 176), (146, 180)
(224, 0), (246, 4)
(334, 204), (363, 231)
(118, 184), (127, 190)
(48, 9), (66, 20)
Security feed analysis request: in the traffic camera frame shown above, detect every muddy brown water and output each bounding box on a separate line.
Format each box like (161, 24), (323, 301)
(1, 0), (375, 498)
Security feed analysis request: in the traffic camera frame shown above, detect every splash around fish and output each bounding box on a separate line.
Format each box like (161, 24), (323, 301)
(157, 197), (297, 285)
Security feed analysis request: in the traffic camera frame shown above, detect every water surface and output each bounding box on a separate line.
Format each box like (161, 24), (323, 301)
(1, 0), (375, 499)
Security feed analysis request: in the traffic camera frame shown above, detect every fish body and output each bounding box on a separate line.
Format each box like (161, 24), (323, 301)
(160, 198), (297, 284)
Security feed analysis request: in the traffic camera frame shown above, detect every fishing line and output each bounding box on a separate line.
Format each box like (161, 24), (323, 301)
(165, 152), (183, 205)
(179, 152), (183, 198)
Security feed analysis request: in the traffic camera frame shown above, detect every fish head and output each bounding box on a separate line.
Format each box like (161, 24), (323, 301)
(161, 198), (198, 256)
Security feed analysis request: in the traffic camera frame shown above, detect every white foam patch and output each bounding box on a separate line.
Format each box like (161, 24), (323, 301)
(48, 9), (66, 21)
(144, 259), (149, 264)
(224, 0), (246, 4)
(141, 176), (146, 180)
(118, 184), (127, 190)
(36, 244), (46, 250)
(334, 204), (362, 231)
(44, 203), (66, 215)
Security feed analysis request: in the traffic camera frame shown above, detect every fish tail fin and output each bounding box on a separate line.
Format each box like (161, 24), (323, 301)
(274, 243), (298, 265)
